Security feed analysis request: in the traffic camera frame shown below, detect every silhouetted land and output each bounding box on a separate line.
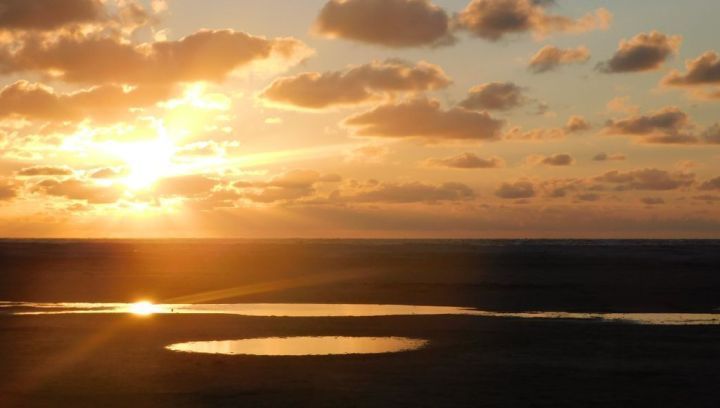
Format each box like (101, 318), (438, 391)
(0, 240), (719, 407)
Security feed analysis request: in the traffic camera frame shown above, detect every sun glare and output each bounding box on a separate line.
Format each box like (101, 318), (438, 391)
(129, 301), (160, 316)
(116, 135), (176, 190)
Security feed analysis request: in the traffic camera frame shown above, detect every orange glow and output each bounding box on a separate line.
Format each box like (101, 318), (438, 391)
(128, 301), (160, 316)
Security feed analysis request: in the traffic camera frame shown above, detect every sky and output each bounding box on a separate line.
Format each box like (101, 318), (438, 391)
(0, 0), (719, 238)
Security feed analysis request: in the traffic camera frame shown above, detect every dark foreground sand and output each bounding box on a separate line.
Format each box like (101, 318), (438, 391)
(0, 240), (719, 407)
(1, 314), (719, 407)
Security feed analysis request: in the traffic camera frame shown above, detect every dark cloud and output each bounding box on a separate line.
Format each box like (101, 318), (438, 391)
(528, 45), (590, 73)
(0, 0), (151, 33)
(459, 82), (527, 111)
(540, 154), (574, 166)
(0, 0), (105, 31)
(260, 60), (450, 110)
(699, 176), (720, 191)
(593, 152), (626, 162)
(495, 180), (535, 199)
(662, 51), (720, 87)
(603, 107), (698, 144)
(702, 124), (720, 144)
(313, 0), (453, 48)
(596, 168), (694, 191)
(457, 0), (611, 41)
(18, 165), (73, 176)
(641, 197), (665, 205)
(598, 31), (681, 73)
(576, 193), (600, 202)
(425, 152), (505, 169)
(344, 97), (505, 142)
(0, 30), (311, 85)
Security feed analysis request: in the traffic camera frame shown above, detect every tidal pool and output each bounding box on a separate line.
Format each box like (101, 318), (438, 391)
(166, 336), (428, 356)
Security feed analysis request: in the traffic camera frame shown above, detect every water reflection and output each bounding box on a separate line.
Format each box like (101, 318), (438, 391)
(166, 336), (428, 356)
(1, 301), (718, 325)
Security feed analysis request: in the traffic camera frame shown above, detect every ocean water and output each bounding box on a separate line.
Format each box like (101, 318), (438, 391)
(0, 239), (718, 313)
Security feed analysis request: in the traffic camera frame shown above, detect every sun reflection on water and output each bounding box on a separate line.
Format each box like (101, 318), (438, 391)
(128, 301), (161, 316)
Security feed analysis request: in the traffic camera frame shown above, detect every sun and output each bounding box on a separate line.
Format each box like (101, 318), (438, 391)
(129, 301), (160, 316)
(116, 134), (177, 190)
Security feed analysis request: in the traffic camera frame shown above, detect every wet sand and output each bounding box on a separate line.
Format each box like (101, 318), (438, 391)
(0, 240), (719, 407)
(1, 313), (718, 407)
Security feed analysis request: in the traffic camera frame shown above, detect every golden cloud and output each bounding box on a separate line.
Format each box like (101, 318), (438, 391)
(313, 0), (453, 47)
(344, 97), (505, 142)
(457, 0), (611, 41)
(260, 60), (451, 110)
(598, 31), (681, 73)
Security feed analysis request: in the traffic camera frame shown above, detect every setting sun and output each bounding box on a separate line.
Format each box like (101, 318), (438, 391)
(114, 134), (177, 191)
(129, 301), (160, 316)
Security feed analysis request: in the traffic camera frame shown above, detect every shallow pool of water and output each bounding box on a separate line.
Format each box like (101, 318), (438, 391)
(166, 336), (428, 356)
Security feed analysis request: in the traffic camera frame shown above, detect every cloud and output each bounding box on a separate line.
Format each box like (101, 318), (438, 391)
(641, 197), (665, 205)
(662, 51), (720, 87)
(0, 30), (312, 85)
(540, 153), (574, 166)
(457, 0), (611, 41)
(565, 115), (591, 133)
(235, 169), (340, 203)
(596, 168), (694, 191)
(313, 0), (453, 48)
(0, 80), (173, 123)
(576, 193), (601, 202)
(702, 124), (720, 144)
(495, 180), (535, 199)
(503, 126), (566, 141)
(692, 194), (720, 203)
(606, 96), (639, 115)
(593, 152), (626, 162)
(18, 165), (74, 176)
(155, 175), (219, 197)
(662, 51), (720, 99)
(425, 152), (505, 169)
(603, 107), (698, 144)
(260, 60), (451, 110)
(344, 181), (475, 203)
(345, 144), (391, 164)
(90, 167), (126, 179)
(0, 180), (17, 201)
(538, 177), (593, 198)
(0, 0), (152, 34)
(699, 176), (720, 191)
(343, 97), (505, 142)
(459, 82), (527, 111)
(528, 45), (590, 73)
(598, 31), (681, 73)
(34, 178), (123, 203)
(0, 0), (106, 32)
(233, 172), (473, 205)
